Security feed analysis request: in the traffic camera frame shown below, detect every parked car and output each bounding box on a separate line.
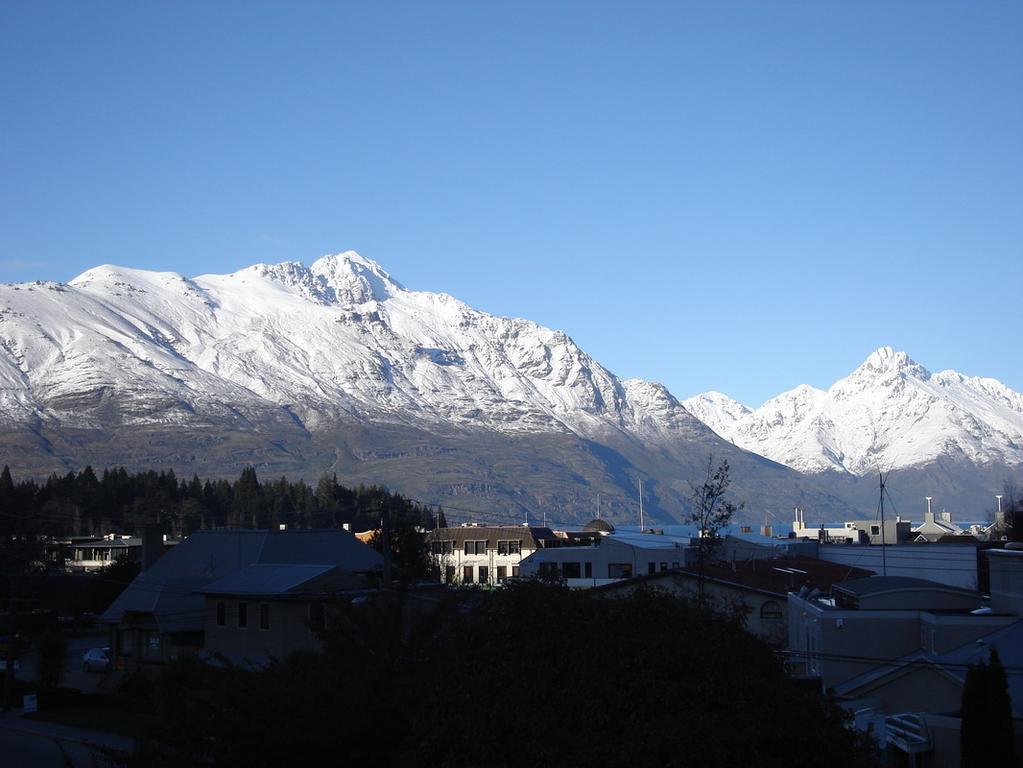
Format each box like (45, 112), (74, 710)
(82, 646), (111, 672)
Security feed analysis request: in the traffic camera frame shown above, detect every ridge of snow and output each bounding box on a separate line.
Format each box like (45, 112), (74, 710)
(686, 347), (1023, 475)
(0, 251), (704, 442)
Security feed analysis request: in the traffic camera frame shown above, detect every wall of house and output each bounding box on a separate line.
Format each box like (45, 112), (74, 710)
(920, 613), (1016, 654)
(520, 539), (688, 584)
(864, 667), (964, 715)
(988, 549), (1023, 616)
(788, 596), (922, 688)
(818, 544), (979, 590)
(430, 547), (536, 585)
(204, 598), (323, 663)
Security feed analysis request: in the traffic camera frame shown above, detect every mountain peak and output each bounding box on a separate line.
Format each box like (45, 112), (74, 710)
(309, 251), (404, 304)
(856, 346), (928, 378)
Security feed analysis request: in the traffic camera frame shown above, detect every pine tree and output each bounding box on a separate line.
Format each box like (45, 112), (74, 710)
(961, 648), (1017, 768)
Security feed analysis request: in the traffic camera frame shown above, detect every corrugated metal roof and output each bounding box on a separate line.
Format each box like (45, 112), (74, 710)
(101, 529), (383, 631)
(199, 564), (335, 596)
(424, 526), (557, 548)
(833, 576), (976, 598)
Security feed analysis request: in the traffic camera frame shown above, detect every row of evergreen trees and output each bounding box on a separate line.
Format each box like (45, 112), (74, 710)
(0, 465), (443, 538)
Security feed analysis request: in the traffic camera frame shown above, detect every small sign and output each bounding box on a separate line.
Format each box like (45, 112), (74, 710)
(22, 694), (37, 713)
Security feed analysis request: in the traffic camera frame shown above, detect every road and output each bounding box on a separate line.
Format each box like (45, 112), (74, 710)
(0, 712), (133, 767)
(19, 630), (115, 694)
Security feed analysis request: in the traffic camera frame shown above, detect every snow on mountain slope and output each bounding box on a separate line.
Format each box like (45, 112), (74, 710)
(680, 391), (751, 439)
(0, 252), (713, 445)
(686, 347), (1023, 475)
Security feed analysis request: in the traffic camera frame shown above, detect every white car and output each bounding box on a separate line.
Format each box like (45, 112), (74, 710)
(82, 646), (111, 672)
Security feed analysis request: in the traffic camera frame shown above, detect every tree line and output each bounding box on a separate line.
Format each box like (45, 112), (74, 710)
(0, 465), (443, 539)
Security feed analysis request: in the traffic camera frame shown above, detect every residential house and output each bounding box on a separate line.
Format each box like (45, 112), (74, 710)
(792, 508), (912, 545)
(913, 508), (965, 543)
(64, 533), (179, 572)
(424, 525), (561, 586)
(519, 532), (693, 587)
(787, 554), (1023, 767)
(100, 529), (383, 670)
(592, 556), (873, 646)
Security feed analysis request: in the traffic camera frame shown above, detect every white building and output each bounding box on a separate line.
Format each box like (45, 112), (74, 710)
(424, 525), (561, 586)
(520, 532), (694, 588)
(791, 507), (911, 545)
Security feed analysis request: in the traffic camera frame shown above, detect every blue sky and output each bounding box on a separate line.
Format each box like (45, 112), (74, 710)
(2, 2), (1021, 406)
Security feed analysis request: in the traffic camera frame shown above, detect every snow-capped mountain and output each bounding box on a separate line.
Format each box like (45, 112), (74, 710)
(0, 251), (694, 441)
(684, 346), (1023, 477)
(1, 251), (849, 523)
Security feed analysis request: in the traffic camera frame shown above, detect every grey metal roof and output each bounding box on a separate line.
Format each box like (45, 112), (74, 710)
(198, 564), (335, 596)
(101, 529), (383, 631)
(833, 576), (975, 598)
(424, 526), (557, 548)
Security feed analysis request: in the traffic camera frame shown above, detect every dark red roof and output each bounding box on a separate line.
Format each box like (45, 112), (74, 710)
(674, 556), (875, 596)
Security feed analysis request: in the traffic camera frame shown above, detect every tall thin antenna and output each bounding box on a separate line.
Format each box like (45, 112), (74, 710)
(638, 479), (645, 531)
(879, 472), (887, 577)
(597, 493), (601, 520)
(543, 509), (547, 529)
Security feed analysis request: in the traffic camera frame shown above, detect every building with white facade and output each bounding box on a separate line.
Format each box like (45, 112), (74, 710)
(424, 525), (561, 586)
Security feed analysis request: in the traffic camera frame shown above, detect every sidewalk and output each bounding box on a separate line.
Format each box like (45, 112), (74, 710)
(0, 710), (136, 754)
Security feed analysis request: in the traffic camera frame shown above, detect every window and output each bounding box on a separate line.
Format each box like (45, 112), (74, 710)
(584, 562), (592, 578)
(562, 562), (581, 579)
(478, 566), (489, 584)
(463, 565), (474, 584)
(760, 601), (783, 621)
(497, 540), (521, 556)
(431, 540), (454, 555)
(259, 603), (270, 630)
(870, 525), (880, 536)
(497, 566), (507, 582)
(216, 601), (226, 627)
(648, 562), (657, 575)
(609, 563), (633, 579)
(660, 562), (668, 572)
(464, 540), (487, 555)
(237, 602), (248, 629)
(308, 603), (325, 633)
(445, 565), (456, 584)
(511, 566), (520, 577)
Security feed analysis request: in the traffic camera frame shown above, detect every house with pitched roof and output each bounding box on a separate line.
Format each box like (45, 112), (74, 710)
(591, 556), (872, 646)
(100, 529), (383, 669)
(787, 548), (1023, 766)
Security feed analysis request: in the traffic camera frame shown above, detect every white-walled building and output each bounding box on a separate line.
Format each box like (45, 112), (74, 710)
(424, 525), (561, 586)
(520, 532), (694, 588)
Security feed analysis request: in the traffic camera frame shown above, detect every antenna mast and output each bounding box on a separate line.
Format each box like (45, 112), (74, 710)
(638, 479), (645, 531)
(879, 472), (887, 577)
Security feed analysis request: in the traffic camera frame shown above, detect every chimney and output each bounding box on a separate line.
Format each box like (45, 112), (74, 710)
(925, 497), (934, 525)
(141, 524), (164, 573)
(761, 524), (772, 538)
(941, 510), (952, 524)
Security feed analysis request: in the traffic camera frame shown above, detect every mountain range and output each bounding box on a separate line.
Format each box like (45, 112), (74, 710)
(0, 251), (1019, 525)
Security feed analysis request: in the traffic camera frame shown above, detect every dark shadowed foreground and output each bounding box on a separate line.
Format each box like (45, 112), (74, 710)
(107, 584), (875, 767)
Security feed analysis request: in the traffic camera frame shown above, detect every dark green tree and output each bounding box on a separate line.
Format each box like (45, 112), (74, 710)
(960, 647), (1017, 767)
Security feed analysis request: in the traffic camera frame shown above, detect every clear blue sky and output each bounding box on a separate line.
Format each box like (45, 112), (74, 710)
(2, 2), (1021, 406)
